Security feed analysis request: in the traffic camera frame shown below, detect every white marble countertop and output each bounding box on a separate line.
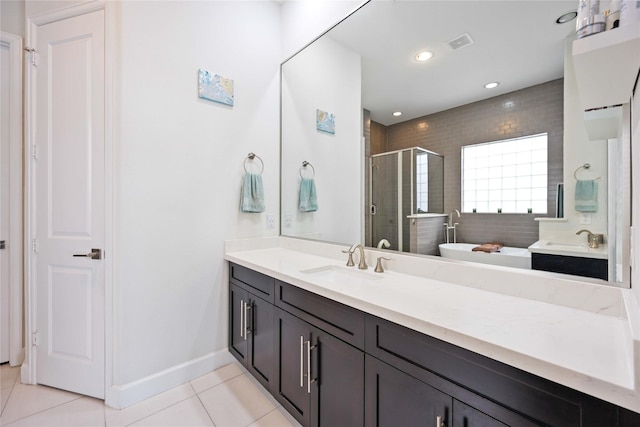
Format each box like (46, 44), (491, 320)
(528, 239), (608, 259)
(224, 237), (639, 413)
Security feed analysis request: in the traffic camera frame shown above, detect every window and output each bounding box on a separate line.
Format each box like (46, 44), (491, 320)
(462, 133), (547, 214)
(415, 152), (428, 212)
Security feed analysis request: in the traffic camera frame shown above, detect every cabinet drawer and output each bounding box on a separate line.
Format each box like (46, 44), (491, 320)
(276, 280), (365, 349)
(229, 263), (275, 303)
(531, 253), (607, 280)
(365, 315), (618, 427)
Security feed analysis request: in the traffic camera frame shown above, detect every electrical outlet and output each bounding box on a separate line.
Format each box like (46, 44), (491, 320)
(579, 213), (591, 224)
(266, 213), (275, 229)
(285, 214), (293, 228)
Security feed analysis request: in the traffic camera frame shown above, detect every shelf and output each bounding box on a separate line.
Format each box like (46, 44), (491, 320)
(572, 25), (640, 110)
(583, 106), (623, 140)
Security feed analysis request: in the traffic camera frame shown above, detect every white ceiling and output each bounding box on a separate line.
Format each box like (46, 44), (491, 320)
(325, 0), (577, 126)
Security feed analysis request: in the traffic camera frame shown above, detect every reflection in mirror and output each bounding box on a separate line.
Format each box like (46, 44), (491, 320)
(280, 0), (631, 287)
(368, 148), (444, 252)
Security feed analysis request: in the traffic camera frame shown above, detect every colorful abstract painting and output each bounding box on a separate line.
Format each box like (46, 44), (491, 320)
(198, 69), (234, 106)
(316, 109), (335, 134)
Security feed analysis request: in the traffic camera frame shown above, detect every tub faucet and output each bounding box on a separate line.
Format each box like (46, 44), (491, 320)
(448, 209), (460, 227)
(342, 243), (368, 269)
(377, 239), (391, 249)
(576, 229), (604, 249)
(444, 210), (461, 243)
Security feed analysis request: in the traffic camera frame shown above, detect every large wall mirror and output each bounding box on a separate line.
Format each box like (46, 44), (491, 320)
(281, 0), (631, 287)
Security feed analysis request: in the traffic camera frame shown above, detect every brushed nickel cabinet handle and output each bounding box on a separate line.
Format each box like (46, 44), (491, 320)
(244, 302), (252, 337)
(300, 336), (304, 387)
(240, 300), (244, 339)
(306, 340), (317, 394)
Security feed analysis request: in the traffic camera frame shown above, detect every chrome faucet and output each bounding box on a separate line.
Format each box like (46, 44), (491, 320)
(444, 209), (461, 244)
(576, 229), (604, 249)
(342, 243), (368, 269)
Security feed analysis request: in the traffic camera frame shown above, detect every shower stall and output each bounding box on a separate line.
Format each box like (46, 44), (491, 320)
(367, 147), (444, 252)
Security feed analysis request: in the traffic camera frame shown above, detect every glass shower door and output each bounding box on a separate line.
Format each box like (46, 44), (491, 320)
(370, 153), (399, 250)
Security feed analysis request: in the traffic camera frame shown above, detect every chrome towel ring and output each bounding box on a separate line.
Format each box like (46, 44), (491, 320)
(573, 163), (600, 181)
(244, 152), (264, 174)
(300, 161), (315, 179)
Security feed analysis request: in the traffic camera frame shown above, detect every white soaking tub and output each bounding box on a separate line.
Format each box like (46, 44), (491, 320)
(439, 243), (531, 270)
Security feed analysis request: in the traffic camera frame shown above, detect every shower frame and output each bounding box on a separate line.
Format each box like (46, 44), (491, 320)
(368, 147), (442, 252)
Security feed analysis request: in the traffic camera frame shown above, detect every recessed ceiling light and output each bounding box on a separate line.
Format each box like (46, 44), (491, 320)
(393, 111), (402, 117)
(556, 10), (578, 24)
(484, 82), (499, 89)
(414, 51), (434, 62)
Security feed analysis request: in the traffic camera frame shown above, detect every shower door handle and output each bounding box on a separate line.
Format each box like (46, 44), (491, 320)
(370, 204), (377, 215)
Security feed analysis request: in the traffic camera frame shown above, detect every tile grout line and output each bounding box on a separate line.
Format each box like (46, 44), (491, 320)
(1, 393), (85, 426)
(247, 407), (280, 427)
(192, 364), (244, 395)
(192, 365), (251, 427)
(121, 384), (198, 427)
(1, 370), (17, 416)
(194, 391), (217, 427)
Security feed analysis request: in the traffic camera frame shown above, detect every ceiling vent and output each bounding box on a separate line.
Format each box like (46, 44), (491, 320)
(446, 33), (474, 51)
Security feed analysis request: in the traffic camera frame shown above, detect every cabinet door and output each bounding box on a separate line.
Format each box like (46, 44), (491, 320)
(247, 294), (274, 390)
(229, 283), (248, 363)
(312, 328), (364, 427)
(452, 400), (508, 427)
(365, 355), (451, 427)
(275, 309), (312, 426)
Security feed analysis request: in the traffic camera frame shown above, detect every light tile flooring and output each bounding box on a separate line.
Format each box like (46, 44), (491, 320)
(0, 361), (300, 427)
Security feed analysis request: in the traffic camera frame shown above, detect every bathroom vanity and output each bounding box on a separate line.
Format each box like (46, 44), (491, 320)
(226, 237), (640, 427)
(528, 240), (609, 280)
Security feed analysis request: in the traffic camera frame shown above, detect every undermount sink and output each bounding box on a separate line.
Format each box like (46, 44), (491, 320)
(300, 265), (383, 284)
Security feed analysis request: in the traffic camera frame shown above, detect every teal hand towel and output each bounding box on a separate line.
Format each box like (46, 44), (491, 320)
(299, 178), (318, 212)
(575, 179), (597, 212)
(240, 173), (265, 213)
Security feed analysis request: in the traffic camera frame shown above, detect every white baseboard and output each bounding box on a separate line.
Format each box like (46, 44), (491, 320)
(106, 348), (235, 409)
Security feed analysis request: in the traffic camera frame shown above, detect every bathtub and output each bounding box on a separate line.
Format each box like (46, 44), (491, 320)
(438, 243), (531, 270)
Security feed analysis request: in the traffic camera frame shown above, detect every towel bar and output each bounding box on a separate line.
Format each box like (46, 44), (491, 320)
(244, 153), (264, 174)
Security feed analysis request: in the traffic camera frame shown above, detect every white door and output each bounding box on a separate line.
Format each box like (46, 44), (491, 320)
(0, 37), (11, 364)
(32, 9), (105, 399)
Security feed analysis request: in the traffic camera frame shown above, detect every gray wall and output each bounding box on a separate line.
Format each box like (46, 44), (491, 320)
(377, 79), (564, 249)
(410, 217), (446, 255)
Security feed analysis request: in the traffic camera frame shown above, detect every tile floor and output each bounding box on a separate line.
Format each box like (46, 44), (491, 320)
(0, 361), (300, 427)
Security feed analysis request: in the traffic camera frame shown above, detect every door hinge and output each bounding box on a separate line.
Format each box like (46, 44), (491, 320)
(31, 144), (38, 160)
(32, 238), (39, 254)
(24, 47), (38, 66)
(31, 330), (39, 347)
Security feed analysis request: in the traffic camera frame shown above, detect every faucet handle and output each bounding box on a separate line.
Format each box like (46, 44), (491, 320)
(374, 256), (391, 273)
(341, 249), (355, 267)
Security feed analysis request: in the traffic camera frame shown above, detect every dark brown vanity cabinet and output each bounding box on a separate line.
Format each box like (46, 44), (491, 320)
(228, 263), (640, 427)
(365, 314), (636, 427)
(228, 264), (276, 392)
(275, 308), (364, 427)
(365, 355), (452, 427)
(274, 280), (365, 427)
(531, 253), (607, 280)
(229, 264), (365, 427)
(365, 353), (525, 427)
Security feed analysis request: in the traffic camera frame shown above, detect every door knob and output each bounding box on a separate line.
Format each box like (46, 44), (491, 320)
(0, 240), (5, 249)
(73, 249), (102, 260)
